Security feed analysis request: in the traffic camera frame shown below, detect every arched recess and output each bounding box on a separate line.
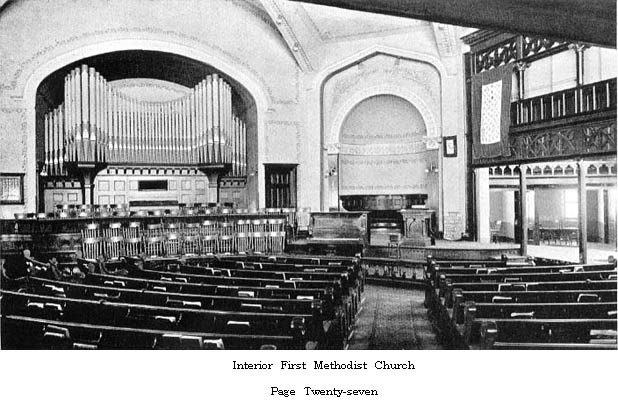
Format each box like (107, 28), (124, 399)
(314, 45), (448, 212)
(327, 92), (439, 212)
(21, 38), (272, 211)
(328, 85), (440, 149)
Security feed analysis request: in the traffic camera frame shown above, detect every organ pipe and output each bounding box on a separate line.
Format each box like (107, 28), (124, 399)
(43, 65), (246, 176)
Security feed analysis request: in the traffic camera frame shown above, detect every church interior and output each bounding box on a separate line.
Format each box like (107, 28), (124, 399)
(0, 0), (616, 350)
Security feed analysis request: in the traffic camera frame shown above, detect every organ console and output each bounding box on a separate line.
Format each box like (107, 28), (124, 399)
(43, 65), (247, 177)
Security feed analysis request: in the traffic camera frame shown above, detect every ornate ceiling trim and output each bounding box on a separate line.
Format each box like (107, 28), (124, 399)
(259, 0), (314, 72)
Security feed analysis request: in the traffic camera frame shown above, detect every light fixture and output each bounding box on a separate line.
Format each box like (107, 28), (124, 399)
(425, 162), (438, 174)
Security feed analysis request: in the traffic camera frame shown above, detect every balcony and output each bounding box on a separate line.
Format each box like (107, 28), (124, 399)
(511, 78), (616, 127)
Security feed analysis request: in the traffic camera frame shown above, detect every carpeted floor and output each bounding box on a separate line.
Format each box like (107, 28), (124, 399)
(348, 284), (441, 350)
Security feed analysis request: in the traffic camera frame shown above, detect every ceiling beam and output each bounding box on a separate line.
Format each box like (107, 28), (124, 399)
(290, 0), (616, 47)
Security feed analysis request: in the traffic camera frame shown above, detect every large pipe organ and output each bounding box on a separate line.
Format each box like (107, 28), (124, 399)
(41, 65), (247, 208)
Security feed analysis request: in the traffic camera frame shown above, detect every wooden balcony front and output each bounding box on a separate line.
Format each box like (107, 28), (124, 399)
(473, 79), (616, 167)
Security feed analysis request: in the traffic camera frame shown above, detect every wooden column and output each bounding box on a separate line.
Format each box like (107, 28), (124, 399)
(515, 62), (528, 124)
(475, 168), (490, 243)
(518, 165), (528, 256)
(597, 189), (605, 243)
(205, 172), (220, 204)
(573, 44), (587, 86)
(578, 161), (588, 263)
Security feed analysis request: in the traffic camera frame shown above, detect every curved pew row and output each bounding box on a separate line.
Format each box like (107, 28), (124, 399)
(450, 288), (618, 324)
(2, 254), (363, 349)
(118, 256), (363, 335)
(461, 301), (617, 344)
(428, 264), (616, 289)
(425, 260), (616, 285)
(477, 319), (618, 349)
(438, 270), (617, 299)
(480, 320), (617, 350)
(1, 315), (298, 350)
(27, 276), (326, 316)
(442, 280), (617, 308)
(424, 256), (618, 350)
(193, 254), (359, 266)
(0, 290), (327, 347)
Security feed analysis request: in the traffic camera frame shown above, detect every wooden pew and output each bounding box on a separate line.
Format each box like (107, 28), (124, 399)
(439, 270), (617, 297)
(426, 260), (616, 286)
(27, 276), (326, 317)
(1, 314), (301, 349)
(476, 319), (617, 348)
(451, 288), (617, 323)
(443, 280), (617, 307)
(1, 290), (321, 341)
(210, 254), (359, 266)
(462, 301), (617, 344)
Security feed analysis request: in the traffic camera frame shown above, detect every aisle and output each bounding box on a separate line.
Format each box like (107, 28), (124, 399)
(348, 284), (441, 350)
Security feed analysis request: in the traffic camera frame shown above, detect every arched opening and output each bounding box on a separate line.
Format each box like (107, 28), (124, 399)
(35, 50), (258, 212)
(330, 94), (438, 245)
(337, 94), (437, 206)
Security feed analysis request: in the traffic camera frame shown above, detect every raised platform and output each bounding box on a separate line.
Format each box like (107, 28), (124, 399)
(366, 242), (520, 261)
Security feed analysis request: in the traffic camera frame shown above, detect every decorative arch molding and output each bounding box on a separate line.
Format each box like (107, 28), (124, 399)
(259, 0), (314, 72)
(314, 45), (450, 89)
(19, 38), (272, 211)
(326, 85), (440, 152)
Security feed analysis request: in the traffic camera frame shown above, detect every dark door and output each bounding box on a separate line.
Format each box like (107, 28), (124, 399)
(265, 164), (297, 208)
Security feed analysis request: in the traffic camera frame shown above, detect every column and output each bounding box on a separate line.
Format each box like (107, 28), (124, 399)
(206, 172), (220, 204)
(502, 190), (515, 240)
(515, 62), (528, 124)
(82, 171), (94, 205)
(475, 168), (490, 243)
(578, 161), (588, 263)
(518, 165), (528, 256)
(597, 189), (605, 243)
(608, 189), (617, 246)
(573, 44), (587, 86)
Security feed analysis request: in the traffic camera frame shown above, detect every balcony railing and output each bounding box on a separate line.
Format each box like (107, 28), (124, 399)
(511, 78), (616, 126)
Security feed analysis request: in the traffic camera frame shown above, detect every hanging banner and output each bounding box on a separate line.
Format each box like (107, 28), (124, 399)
(471, 63), (513, 160)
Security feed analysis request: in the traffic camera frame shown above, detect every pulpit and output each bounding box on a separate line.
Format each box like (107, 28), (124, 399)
(400, 208), (435, 246)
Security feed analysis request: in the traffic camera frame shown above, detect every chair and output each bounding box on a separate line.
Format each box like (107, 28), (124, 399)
(251, 219), (268, 233)
(144, 237), (164, 257)
(82, 223), (100, 239)
(219, 222), (234, 237)
(105, 236), (125, 259)
(165, 233), (182, 256)
(236, 232), (251, 254)
(124, 222), (142, 239)
(124, 237), (142, 257)
(253, 232), (268, 254)
(200, 220), (218, 237)
(82, 237), (103, 260)
(144, 223), (163, 238)
(267, 218), (285, 232)
(184, 223), (201, 237)
(105, 222), (123, 238)
(269, 231), (285, 254)
(219, 235), (234, 254)
(201, 235), (218, 255)
(236, 219), (251, 233)
(183, 235), (201, 256)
